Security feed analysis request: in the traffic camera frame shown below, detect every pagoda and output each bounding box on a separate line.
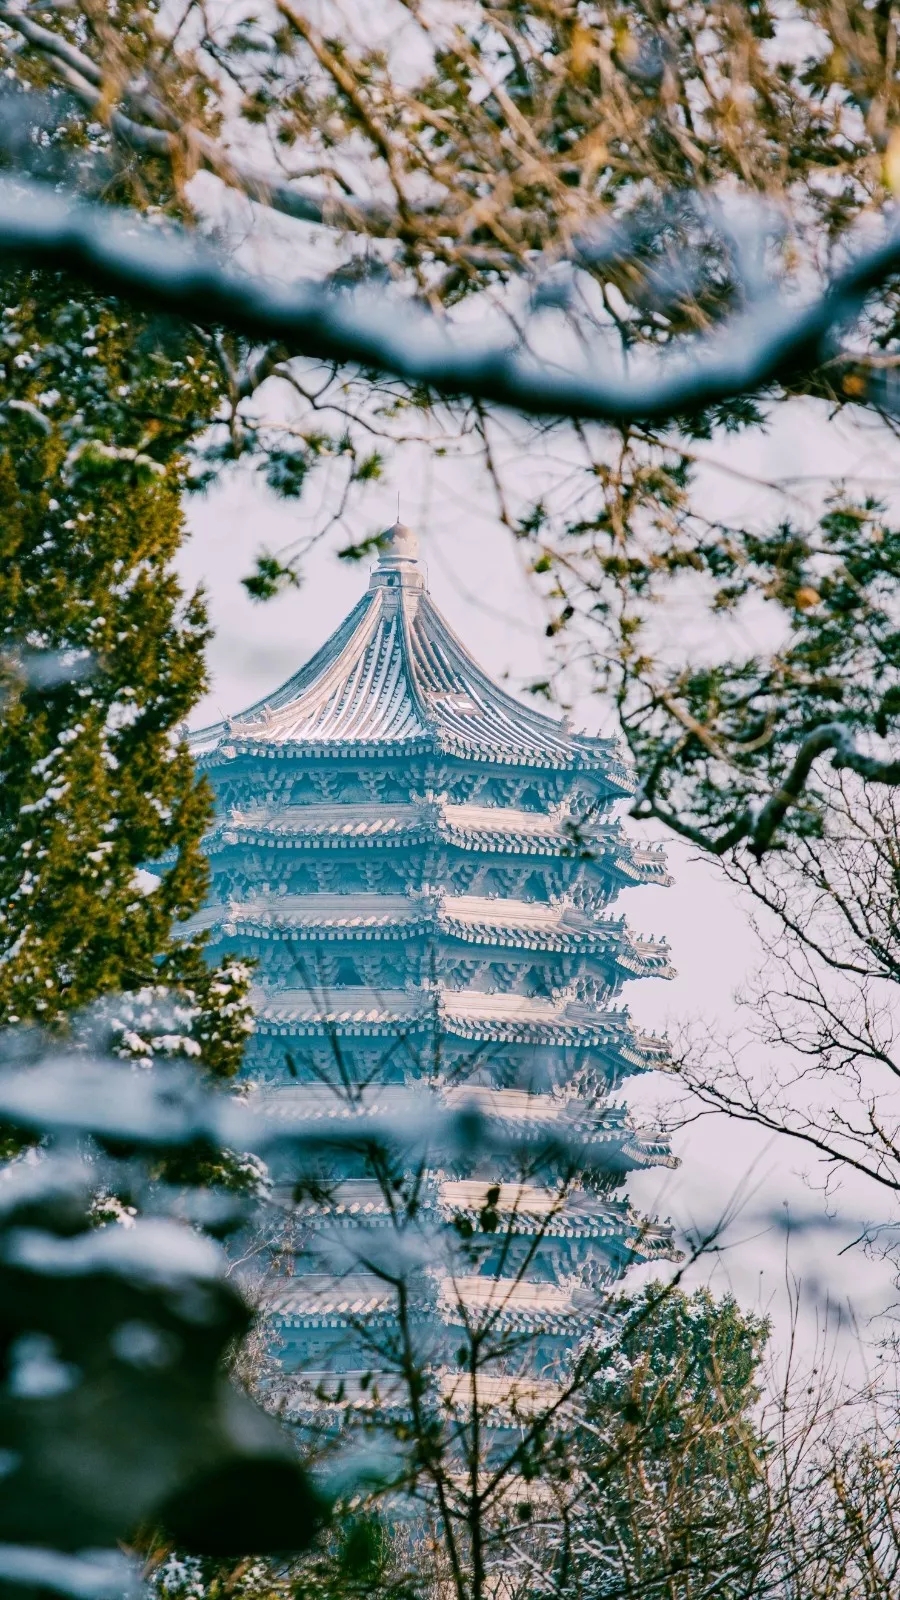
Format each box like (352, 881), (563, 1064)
(186, 523), (675, 1407)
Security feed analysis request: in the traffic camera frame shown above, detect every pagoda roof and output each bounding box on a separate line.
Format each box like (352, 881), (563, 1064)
(436, 1180), (674, 1249)
(267, 1270), (595, 1333)
(253, 1082), (676, 1170)
(292, 1177), (675, 1252)
(190, 522), (631, 782)
(202, 798), (669, 884)
(187, 889), (672, 977)
(440, 1086), (672, 1158)
(280, 1369), (563, 1420)
(267, 1272), (400, 1324)
(441, 1274), (596, 1331)
(252, 981), (669, 1067)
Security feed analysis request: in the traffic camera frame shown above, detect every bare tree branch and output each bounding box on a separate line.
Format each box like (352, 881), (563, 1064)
(0, 2), (409, 231)
(634, 723), (900, 859)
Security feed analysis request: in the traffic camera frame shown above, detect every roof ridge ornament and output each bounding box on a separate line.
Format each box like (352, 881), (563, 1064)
(382, 518), (418, 563)
(369, 518), (425, 594)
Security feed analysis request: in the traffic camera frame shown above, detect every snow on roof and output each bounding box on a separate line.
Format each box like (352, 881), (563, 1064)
(185, 891), (672, 974)
(190, 522), (630, 779)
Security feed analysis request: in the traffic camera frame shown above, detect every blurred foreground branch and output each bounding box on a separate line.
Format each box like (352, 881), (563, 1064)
(0, 179), (894, 429)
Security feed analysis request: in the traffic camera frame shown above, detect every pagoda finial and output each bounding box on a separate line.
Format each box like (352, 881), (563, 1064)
(371, 517), (424, 592)
(381, 518), (419, 564)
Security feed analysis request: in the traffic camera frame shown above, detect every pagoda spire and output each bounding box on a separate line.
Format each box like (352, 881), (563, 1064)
(380, 516), (419, 563)
(369, 517), (425, 594)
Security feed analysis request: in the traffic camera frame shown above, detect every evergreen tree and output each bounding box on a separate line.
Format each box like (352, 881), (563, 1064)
(0, 276), (252, 1079)
(148, 1514), (420, 1600)
(565, 1286), (771, 1600)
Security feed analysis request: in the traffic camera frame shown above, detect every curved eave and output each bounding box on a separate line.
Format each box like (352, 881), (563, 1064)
(445, 1211), (670, 1247)
(201, 819), (660, 884)
(444, 1306), (591, 1334)
(255, 1028), (669, 1078)
(206, 821), (569, 856)
(614, 850), (671, 886)
(194, 734), (633, 786)
(255, 1084), (673, 1170)
(189, 902), (673, 978)
(299, 1209), (647, 1246)
(193, 734), (439, 772)
(408, 592), (620, 776)
(294, 1186), (662, 1243)
(187, 592), (379, 759)
(432, 733), (633, 783)
(281, 1371), (564, 1421)
(297, 1206), (638, 1238)
(272, 1305), (585, 1335)
(272, 1309), (407, 1331)
(253, 1000), (668, 1062)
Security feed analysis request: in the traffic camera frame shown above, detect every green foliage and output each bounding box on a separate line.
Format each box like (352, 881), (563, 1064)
(150, 1513), (420, 1600)
(242, 552), (302, 602)
(263, 441), (315, 500)
(337, 530), (391, 563)
(0, 276), (252, 1078)
(588, 1283), (768, 1446)
(352, 451), (384, 484)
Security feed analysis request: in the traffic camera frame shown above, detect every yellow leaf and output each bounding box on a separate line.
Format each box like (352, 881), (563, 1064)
(613, 20), (639, 65)
(571, 22), (594, 76)
(885, 127), (900, 195)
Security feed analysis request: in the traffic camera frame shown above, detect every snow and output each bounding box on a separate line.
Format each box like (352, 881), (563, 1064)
(4, 1215), (225, 1287)
(6, 1332), (80, 1398)
(0, 1546), (136, 1600)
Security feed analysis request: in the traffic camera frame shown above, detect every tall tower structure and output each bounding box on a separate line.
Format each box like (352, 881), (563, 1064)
(187, 524), (674, 1404)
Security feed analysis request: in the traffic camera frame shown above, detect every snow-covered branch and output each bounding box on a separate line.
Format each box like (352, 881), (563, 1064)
(1, 177), (896, 425)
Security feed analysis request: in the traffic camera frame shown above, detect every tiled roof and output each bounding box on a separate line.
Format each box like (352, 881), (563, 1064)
(293, 1176), (612, 1221)
(252, 981), (670, 1064)
(441, 1275), (595, 1330)
(184, 888), (673, 977)
(278, 1370), (563, 1419)
(200, 798), (666, 878)
(266, 1272), (400, 1322)
(266, 1269), (597, 1332)
(251, 1082), (677, 1169)
(190, 526), (630, 781)
(291, 1177), (677, 1250)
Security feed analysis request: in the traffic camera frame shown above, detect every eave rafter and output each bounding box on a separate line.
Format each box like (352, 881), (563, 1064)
(199, 800), (670, 891)
(186, 890), (673, 986)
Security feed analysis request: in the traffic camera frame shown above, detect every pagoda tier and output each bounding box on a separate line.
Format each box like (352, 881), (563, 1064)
(187, 892), (672, 1008)
(199, 800), (668, 907)
(279, 1370), (563, 1427)
(247, 987), (667, 1091)
(285, 1177), (675, 1282)
(257, 1082), (674, 1173)
(188, 522), (674, 1398)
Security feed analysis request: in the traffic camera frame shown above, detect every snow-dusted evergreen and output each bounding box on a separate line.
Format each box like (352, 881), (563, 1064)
(187, 523), (675, 1400)
(0, 285), (253, 1084)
